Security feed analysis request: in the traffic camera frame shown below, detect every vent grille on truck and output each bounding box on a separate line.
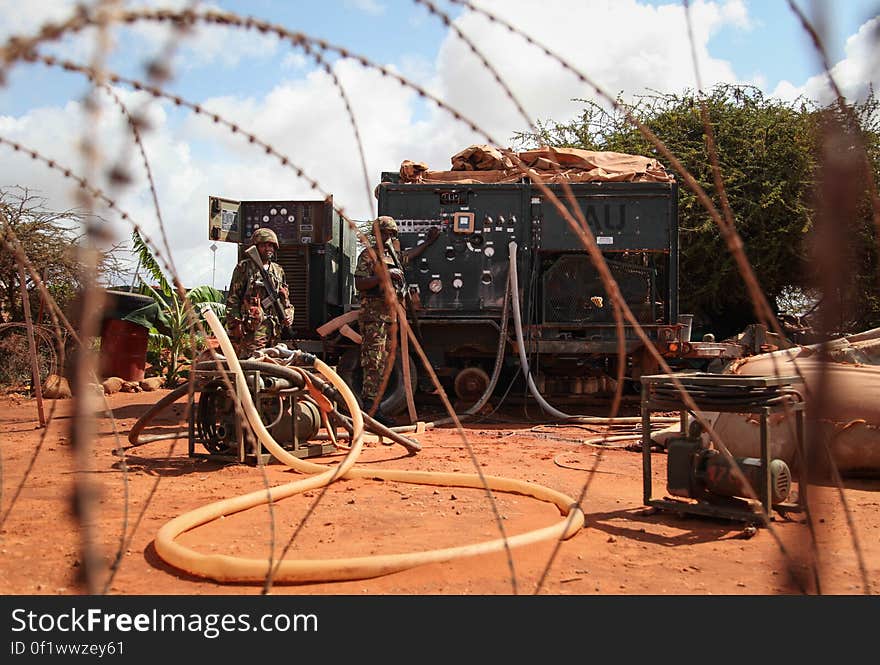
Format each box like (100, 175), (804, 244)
(542, 255), (653, 324)
(276, 246), (309, 334)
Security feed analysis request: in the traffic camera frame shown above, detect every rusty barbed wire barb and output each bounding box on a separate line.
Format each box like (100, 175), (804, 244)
(67, 0), (120, 594)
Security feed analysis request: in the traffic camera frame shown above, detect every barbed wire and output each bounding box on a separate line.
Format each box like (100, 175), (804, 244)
(0, 0), (873, 595)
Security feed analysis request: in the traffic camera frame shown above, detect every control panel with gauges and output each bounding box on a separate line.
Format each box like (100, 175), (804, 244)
(372, 172), (702, 403)
(209, 196), (334, 245)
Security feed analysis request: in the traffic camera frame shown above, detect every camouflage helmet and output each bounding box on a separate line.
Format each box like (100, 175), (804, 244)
(375, 216), (398, 235)
(251, 227), (279, 248)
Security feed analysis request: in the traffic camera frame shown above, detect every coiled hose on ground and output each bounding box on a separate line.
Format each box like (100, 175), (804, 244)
(152, 310), (585, 584)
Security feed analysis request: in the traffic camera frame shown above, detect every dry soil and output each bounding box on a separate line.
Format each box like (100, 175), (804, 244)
(1, 389), (878, 595)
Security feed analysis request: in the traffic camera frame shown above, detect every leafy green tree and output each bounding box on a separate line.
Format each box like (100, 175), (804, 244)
(129, 229), (226, 386)
(515, 84), (880, 339)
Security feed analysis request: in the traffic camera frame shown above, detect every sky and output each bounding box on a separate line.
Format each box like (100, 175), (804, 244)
(0, 0), (877, 290)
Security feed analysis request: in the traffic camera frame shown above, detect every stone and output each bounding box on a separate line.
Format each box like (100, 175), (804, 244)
(102, 377), (124, 394)
(43, 374), (72, 399)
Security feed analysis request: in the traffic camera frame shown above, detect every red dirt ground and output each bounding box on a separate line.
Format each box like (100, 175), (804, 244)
(1, 389), (878, 595)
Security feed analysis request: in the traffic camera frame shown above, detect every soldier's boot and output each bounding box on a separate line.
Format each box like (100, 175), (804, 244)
(371, 408), (396, 428)
(362, 395), (395, 428)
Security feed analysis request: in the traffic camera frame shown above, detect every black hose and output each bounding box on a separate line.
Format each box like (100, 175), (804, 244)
(123, 381), (192, 450)
(195, 359), (306, 390)
(123, 359), (309, 453)
(202, 359), (422, 454)
(344, 410), (421, 454)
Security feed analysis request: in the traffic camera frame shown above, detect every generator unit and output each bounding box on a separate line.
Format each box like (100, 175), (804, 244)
(374, 174), (682, 401)
(640, 372), (806, 523)
(665, 421), (792, 506)
(187, 365), (334, 465)
(208, 195), (357, 343)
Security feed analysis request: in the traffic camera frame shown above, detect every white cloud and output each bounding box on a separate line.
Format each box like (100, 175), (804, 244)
(281, 52), (309, 70)
(161, 16), (281, 70)
(432, 0), (746, 152)
(0, 0), (78, 40)
(4, 0), (842, 294)
(187, 59), (441, 216)
(771, 16), (880, 104)
(344, 0), (385, 16)
(718, 0), (751, 29)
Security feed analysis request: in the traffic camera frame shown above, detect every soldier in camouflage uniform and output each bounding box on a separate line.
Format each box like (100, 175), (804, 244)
(225, 228), (295, 358)
(354, 216), (440, 425)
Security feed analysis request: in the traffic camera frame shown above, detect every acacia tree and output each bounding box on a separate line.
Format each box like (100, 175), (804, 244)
(0, 186), (126, 387)
(515, 84), (880, 339)
(0, 185), (125, 324)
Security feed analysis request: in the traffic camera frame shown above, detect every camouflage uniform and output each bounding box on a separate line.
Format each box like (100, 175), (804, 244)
(225, 252), (294, 359)
(355, 220), (407, 405)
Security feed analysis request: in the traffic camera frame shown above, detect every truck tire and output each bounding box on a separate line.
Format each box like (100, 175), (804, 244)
(335, 347), (418, 416)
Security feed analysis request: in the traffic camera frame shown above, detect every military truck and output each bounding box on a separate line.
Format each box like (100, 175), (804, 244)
(208, 148), (743, 415)
(367, 173), (682, 408)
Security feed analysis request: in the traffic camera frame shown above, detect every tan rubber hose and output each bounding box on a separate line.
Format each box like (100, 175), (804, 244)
(153, 311), (585, 584)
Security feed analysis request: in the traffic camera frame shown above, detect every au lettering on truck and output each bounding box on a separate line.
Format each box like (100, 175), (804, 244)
(583, 202), (627, 233)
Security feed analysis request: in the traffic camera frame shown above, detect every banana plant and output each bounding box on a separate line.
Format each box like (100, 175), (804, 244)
(127, 230), (226, 387)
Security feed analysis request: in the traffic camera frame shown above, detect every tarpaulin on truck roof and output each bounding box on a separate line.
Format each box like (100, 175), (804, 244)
(398, 144), (674, 184)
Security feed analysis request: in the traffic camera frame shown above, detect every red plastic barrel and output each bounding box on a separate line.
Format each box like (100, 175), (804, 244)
(99, 318), (149, 382)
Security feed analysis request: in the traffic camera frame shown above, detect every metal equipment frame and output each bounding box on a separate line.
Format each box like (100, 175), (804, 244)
(188, 368), (334, 465)
(640, 372), (807, 524)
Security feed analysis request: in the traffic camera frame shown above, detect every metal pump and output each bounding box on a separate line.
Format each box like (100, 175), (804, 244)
(189, 359), (332, 464)
(666, 420), (792, 506)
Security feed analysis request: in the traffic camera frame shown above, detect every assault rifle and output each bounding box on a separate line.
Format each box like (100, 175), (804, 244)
(384, 239), (423, 341)
(244, 245), (294, 340)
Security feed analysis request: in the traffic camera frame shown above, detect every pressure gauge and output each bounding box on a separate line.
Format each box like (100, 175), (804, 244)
(428, 278), (443, 293)
(452, 277), (463, 289)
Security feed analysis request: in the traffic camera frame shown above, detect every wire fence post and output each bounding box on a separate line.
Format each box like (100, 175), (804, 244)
(18, 263), (46, 427)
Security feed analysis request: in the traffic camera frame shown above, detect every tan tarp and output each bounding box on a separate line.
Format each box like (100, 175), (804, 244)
(398, 145), (674, 184)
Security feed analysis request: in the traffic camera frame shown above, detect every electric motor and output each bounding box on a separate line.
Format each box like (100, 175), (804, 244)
(702, 453), (792, 505)
(666, 430), (792, 504)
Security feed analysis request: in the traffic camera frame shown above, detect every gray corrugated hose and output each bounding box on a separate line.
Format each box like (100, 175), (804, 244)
(507, 241), (675, 426)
